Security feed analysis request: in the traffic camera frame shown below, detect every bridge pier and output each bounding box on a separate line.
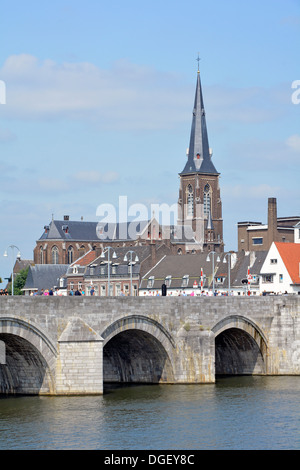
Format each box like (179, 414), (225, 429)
(176, 325), (215, 383)
(56, 317), (104, 395)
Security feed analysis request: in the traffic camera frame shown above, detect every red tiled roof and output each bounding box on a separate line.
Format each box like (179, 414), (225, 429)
(275, 242), (300, 285)
(72, 250), (97, 267)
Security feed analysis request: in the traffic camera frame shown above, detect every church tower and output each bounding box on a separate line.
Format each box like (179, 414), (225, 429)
(178, 67), (224, 253)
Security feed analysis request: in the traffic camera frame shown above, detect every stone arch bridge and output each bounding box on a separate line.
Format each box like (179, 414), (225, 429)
(0, 296), (299, 395)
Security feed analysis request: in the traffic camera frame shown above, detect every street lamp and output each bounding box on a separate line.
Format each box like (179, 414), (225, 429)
(124, 250), (139, 296)
(223, 253), (231, 295)
(206, 251), (220, 295)
(100, 247), (117, 296)
(3, 245), (21, 296)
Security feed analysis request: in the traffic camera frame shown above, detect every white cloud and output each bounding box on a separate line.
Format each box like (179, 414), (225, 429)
(223, 183), (281, 200)
(286, 134), (300, 153)
(0, 54), (190, 129)
(1, 54), (292, 131)
(73, 170), (120, 184)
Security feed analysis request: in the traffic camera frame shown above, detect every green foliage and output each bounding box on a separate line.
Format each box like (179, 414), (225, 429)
(8, 266), (29, 295)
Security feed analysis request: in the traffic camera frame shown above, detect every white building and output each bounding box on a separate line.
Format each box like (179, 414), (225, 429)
(260, 242), (300, 295)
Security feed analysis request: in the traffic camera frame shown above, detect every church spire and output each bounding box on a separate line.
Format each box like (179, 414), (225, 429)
(181, 67), (218, 175)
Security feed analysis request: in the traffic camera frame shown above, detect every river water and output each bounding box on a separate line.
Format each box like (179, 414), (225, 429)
(0, 376), (299, 450)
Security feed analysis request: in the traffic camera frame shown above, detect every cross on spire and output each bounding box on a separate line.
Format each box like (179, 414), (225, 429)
(196, 53), (201, 72)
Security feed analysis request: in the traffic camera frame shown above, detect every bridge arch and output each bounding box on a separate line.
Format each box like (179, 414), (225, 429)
(211, 315), (269, 376)
(101, 315), (176, 384)
(0, 316), (57, 394)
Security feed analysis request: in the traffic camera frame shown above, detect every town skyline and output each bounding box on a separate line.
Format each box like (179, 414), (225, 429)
(1, 0), (299, 286)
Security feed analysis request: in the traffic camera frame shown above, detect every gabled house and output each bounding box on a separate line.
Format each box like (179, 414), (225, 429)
(139, 250), (267, 296)
(65, 243), (171, 296)
(260, 242), (300, 295)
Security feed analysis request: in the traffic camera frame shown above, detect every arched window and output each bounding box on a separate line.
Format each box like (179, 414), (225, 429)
(187, 184), (194, 217)
(67, 246), (74, 264)
(52, 246), (59, 264)
(39, 246), (44, 264)
(204, 184), (211, 217)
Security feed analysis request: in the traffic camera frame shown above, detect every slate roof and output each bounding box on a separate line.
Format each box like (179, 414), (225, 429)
(38, 218), (199, 245)
(180, 71), (218, 176)
(39, 219), (151, 242)
(140, 251), (268, 290)
(66, 245), (164, 279)
(23, 264), (69, 292)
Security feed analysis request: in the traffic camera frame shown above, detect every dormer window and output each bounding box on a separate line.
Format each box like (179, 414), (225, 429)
(165, 275), (172, 287)
(147, 276), (155, 288)
(182, 275), (189, 288)
(62, 225), (69, 233)
(44, 225), (49, 233)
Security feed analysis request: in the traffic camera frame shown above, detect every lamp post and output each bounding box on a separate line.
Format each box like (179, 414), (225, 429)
(124, 250), (139, 296)
(3, 245), (21, 296)
(100, 247), (117, 296)
(206, 251), (220, 295)
(223, 253), (231, 295)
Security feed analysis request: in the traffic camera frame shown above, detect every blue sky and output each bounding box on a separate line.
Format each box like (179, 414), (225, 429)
(0, 0), (299, 285)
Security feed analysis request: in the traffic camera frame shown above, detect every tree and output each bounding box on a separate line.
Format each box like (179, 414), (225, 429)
(7, 267), (29, 295)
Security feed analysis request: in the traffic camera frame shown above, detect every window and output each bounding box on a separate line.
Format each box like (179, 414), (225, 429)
(187, 184), (194, 217)
(182, 275), (189, 288)
(203, 184), (211, 217)
(279, 274), (283, 283)
(270, 259), (277, 264)
(51, 246), (59, 264)
(67, 246), (74, 264)
(100, 285), (106, 296)
(115, 284), (121, 296)
(262, 274), (273, 283)
(147, 276), (155, 288)
(252, 237), (263, 245)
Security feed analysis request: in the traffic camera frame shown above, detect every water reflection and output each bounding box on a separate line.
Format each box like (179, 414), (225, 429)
(0, 377), (299, 450)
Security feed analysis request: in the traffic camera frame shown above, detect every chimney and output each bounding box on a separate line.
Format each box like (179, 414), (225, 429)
(64, 215), (69, 221)
(268, 198), (277, 247)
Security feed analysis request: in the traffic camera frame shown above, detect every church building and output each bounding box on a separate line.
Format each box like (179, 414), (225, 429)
(177, 68), (224, 253)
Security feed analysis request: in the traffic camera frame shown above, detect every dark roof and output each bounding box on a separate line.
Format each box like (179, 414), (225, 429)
(24, 264), (69, 292)
(39, 219), (151, 242)
(180, 72), (218, 176)
(140, 251), (268, 290)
